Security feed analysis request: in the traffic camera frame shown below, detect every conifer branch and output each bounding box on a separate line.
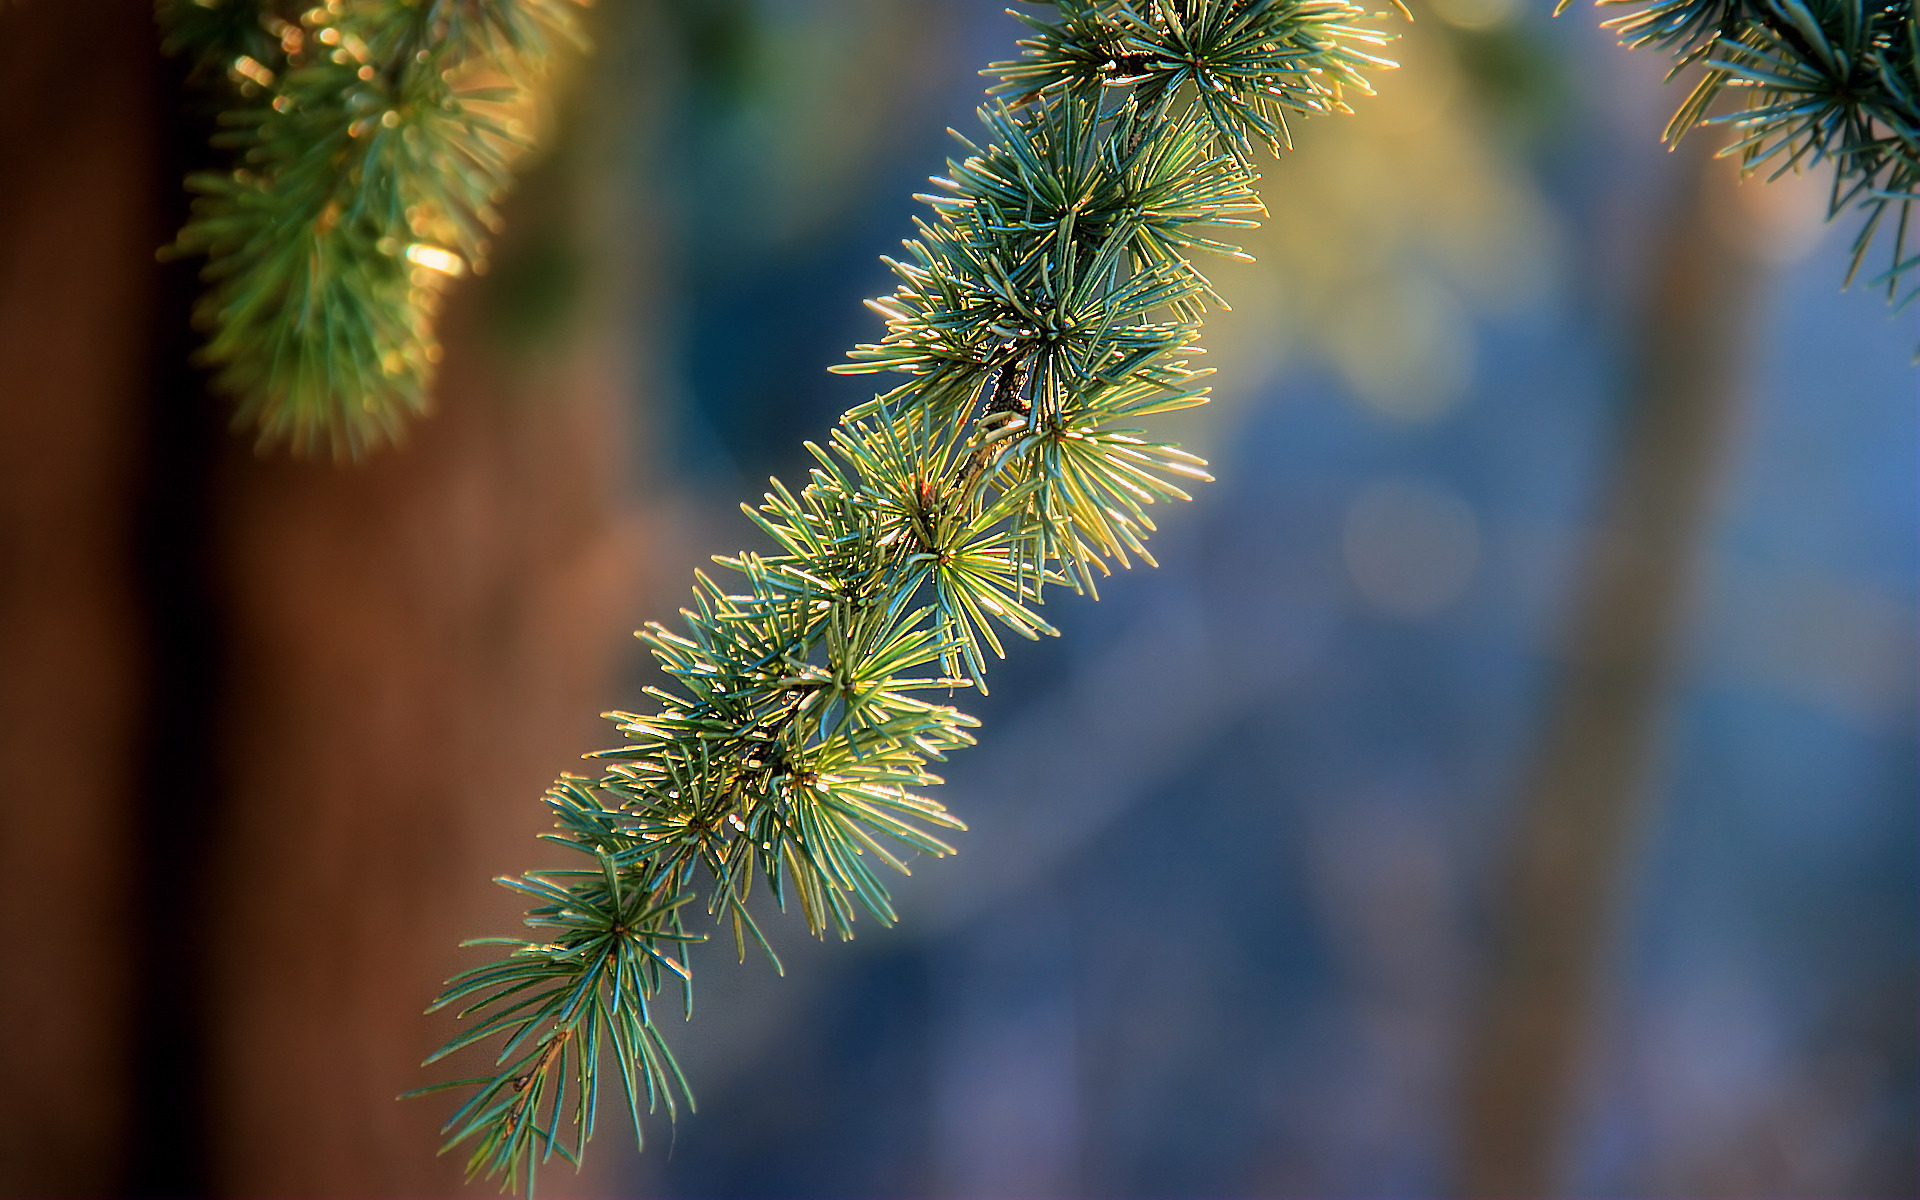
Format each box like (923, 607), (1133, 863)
(1571, 0), (1919, 306)
(415, 1), (1395, 1190)
(157, 0), (586, 457)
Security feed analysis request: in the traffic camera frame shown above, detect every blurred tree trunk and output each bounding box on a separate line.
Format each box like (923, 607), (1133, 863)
(199, 273), (648, 1198)
(1453, 138), (1759, 1197)
(0, 1), (157, 1192)
(0, 2), (656, 1194)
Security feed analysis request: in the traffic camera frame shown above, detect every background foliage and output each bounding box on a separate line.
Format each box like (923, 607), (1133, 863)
(160, 0), (584, 455)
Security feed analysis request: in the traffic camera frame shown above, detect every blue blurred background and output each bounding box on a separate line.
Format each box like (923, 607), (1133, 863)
(600, 1), (1916, 1195)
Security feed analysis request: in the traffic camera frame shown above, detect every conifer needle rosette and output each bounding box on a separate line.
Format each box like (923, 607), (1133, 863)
(413, 1), (1397, 1191)
(160, 0), (585, 457)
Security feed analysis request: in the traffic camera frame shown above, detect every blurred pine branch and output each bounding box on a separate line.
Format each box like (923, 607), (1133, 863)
(157, 0), (584, 457)
(1569, 0), (1919, 308)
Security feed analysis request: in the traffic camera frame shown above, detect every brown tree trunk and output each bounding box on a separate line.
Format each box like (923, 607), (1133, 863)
(0, 1), (157, 1192)
(1453, 139), (1760, 1197)
(0, 3), (656, 1193)
(200, 278), (647, 1198)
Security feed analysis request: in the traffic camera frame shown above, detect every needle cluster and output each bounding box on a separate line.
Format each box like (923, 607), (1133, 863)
(1579, 0), (1918, 305)
(413, 1), (1392, 1190)
(158, 0), (584, 456)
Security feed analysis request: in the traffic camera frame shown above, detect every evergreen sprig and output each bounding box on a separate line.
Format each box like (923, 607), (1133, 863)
(416, 1), (1394, 1190)
(1573, 0), (1919, 306)
(159, 0), (585, 456)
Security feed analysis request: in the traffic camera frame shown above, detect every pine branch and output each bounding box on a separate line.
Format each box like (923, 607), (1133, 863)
(1569, 0), (1919, 307)
(415, 1), (1396, 1191)
(158, 0), (585, 457)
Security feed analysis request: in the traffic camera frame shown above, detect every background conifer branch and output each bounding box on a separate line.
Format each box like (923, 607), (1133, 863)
(1569, 0), (1919, 307)
(414, 1), (1396, 1190)
(157, 0), (586, 457)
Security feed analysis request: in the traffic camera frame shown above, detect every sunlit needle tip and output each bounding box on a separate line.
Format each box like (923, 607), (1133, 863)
(404, 243), (466, 277)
